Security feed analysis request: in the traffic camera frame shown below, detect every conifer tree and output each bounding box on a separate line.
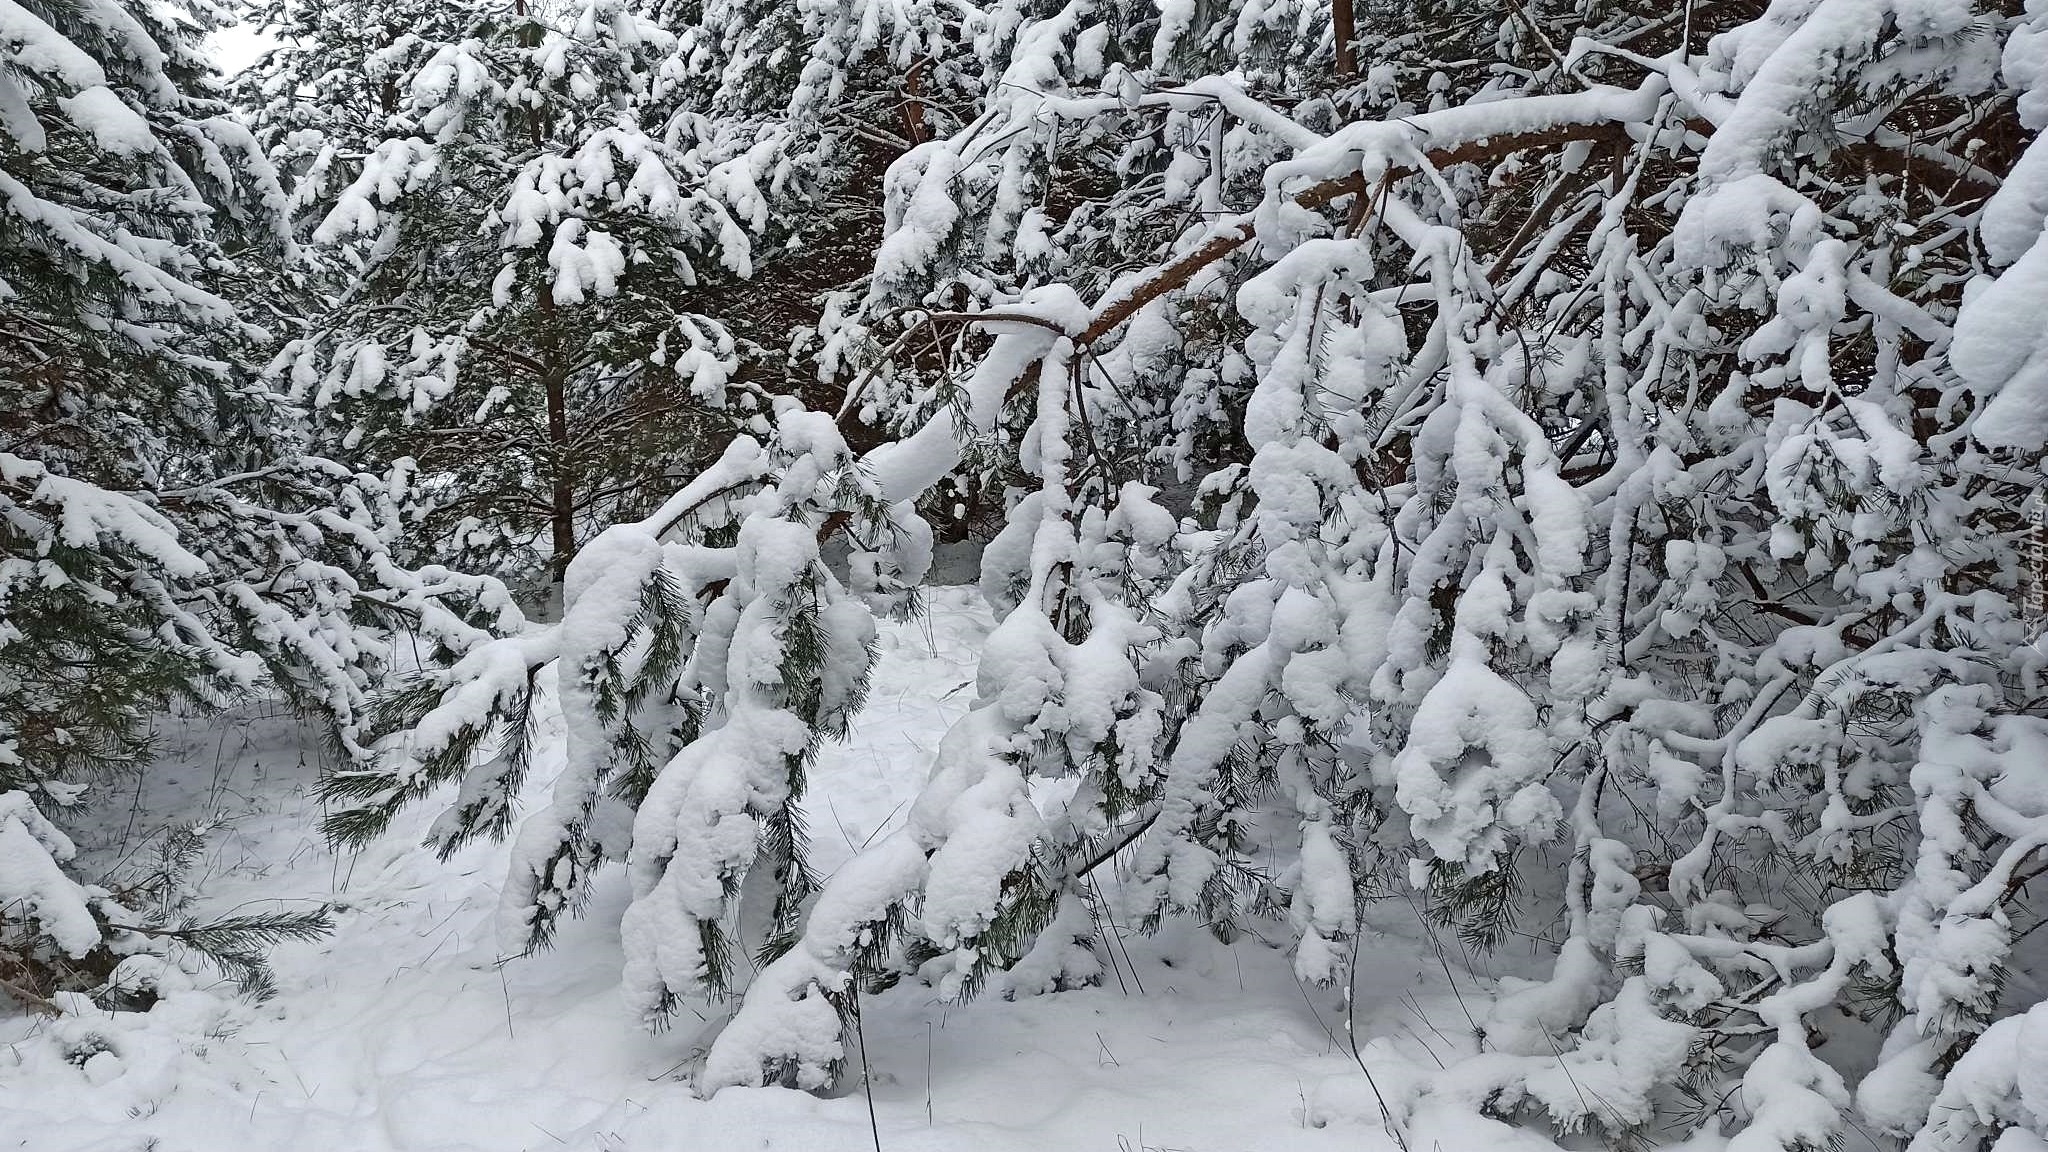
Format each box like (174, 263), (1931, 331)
(244, 0), (782, 587)
(0, 0), (520, 1005)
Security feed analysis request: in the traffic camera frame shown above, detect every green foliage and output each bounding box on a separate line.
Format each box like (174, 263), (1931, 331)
(1423, 857), (1525, 955)
(135, 909), (336, 1002)
(245, 0), (777, 586)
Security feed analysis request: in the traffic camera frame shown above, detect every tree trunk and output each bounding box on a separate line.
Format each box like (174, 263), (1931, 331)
(545, 376), (575, 586)
(1333, 0), (1357, 78)
(538, 281), (576, 586)
(900, 57), (930, 146)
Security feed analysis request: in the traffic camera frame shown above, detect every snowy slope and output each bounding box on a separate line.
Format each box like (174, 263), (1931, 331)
(0, 588), (1490, 1152)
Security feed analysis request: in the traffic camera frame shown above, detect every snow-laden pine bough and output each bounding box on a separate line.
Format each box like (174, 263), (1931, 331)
(2, 446), (529, 1001)
(337, 1), (2048, 1149)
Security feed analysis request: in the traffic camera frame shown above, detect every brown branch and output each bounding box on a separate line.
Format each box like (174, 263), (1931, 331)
(1502, 0), (1584, 84)
(1486, 160), (1598, 286)
(0, 973), (60, 1015)
(816, 508), (853, 544)
(923, 311), (1071, 334)
(1062, 808), (1160, 882)
(460, 335), (549, 377)
(1077, 119), (1635, 347)
(1737, 562), (1820, 626)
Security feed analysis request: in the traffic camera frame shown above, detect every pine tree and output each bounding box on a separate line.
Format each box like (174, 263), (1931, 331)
(243, 0), (783, 588)
(1, 0), (520, 1006)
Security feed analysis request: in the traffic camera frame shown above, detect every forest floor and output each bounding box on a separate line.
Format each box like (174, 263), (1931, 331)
(3, 588), (1549, 1152)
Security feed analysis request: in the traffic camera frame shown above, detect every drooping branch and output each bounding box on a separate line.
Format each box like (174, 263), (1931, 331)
(1076, 118), (1637, 346)
(811, 111), (1654, 550)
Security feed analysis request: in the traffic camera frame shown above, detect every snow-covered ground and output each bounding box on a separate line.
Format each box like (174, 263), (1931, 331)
(2, 589), (1494, 1152)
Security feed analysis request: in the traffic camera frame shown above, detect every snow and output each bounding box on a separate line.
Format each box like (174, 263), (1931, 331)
(1958, 240), (2048, 450)
(1982, 136), (2048, 267)
(1389, 657), (1558, 876)
(54, 85), (154, 155)
(206, 24), (274, 76)
(13, 0), (2048, 1148)
(0, 792), (99, 958)
(3, 454), (210, 580)
(0, 592), (1480, 1152)
(0, 0), (108, 91)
